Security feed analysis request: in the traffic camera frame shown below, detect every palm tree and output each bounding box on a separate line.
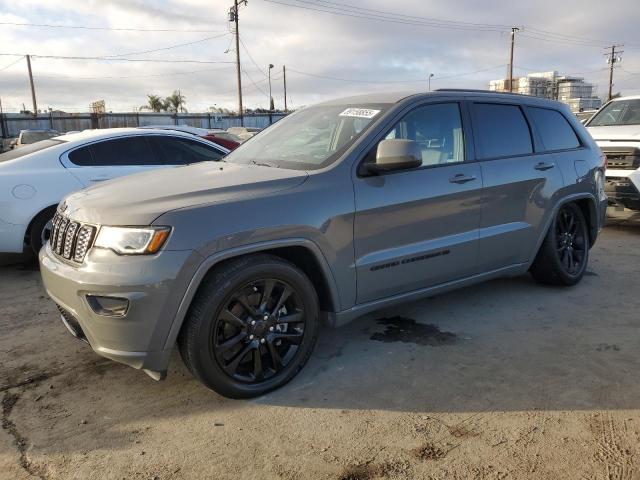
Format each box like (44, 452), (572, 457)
(146, 94), (164, 112)
(164, 90), (187, 113)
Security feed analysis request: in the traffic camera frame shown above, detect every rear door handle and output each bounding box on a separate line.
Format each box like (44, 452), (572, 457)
(449, 173), (477, 184)
(534, 162), (555, 171)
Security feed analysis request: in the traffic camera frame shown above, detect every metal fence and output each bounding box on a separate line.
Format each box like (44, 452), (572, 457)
(0, 112), (287, 138)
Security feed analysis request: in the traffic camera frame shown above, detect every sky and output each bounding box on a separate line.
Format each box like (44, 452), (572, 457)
(0, 0), (639, 113)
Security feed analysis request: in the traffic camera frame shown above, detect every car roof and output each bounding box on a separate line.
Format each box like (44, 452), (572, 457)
(54, 127), (208, 142)
(314, 90), (567, 108)
(609, 95), (640, 101)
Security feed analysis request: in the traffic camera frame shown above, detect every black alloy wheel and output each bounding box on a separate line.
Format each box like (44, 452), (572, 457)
(555, 205), (587, 276)
(212, 278), (306, 383)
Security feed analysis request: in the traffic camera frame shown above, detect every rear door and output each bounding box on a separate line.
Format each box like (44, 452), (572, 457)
(471, 101), (564, 271)
(353, 101), (483, 304)
(62, 135), (163, 186)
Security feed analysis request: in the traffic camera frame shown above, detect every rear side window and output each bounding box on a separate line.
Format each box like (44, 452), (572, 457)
(87, 137), (158, 166)
(528, 107), (580, 151)
(150, 136), (224, 165)
(473, 103), (533, 159)
(68, 146), (93, 166)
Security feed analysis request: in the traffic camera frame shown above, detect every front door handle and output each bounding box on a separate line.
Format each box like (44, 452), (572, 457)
(534, 162), (555, 171)
(449, 173), (477, 184)
(90, 177), (109, 182)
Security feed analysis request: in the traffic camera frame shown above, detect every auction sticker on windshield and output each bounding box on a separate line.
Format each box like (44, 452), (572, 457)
(339, 108), (381, 119)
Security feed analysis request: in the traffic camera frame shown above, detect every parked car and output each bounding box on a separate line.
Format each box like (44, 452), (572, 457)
(40, 91), (607, 398)
(0, 128), (228, 255)
(586, 95), (640, 210)
(142, 125), (241, 150)
(227, 126), (262, 142)
(10, 129), (60, 149)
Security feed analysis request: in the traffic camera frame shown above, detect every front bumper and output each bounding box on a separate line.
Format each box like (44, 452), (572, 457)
(605, 168), (640, 210)
(39, 243), (200, 377)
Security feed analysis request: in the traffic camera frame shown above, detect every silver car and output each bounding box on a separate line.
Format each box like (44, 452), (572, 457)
(39, 90), (608, 398)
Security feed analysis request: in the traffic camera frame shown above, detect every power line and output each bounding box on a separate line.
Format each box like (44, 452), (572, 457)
(0, 21), (225, 33)
(239, 37), (268, 77)
(0, 55), (24, 71)
(104, 33), (230, 58)
(262, 0), (508, 32)
(33, 66), (236, 80)
(0, 53), (234, 64)
(299, 0), (510, 30)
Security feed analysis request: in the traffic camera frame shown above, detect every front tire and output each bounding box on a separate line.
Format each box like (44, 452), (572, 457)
(178, 254), (319, 398)
(29, 207), (56, 255)
(530, 202), (589, 286)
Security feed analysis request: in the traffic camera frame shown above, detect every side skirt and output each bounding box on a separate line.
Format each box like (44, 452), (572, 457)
(325, 262), (529, 328)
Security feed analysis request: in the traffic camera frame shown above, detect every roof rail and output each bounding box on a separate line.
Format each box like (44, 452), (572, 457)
(435, 88), (521, 95)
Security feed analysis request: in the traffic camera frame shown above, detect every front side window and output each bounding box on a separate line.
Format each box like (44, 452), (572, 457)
(528, 107), (580, 151)
(225, 103), (391, 170)
(588, 99), (640, 126)
(383, 103), (465, 166)
(150, 137), (224, 165)
(473, 103), (533, 159)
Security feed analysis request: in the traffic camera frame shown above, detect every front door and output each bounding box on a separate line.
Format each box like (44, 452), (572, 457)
(353, 102), (483, 304)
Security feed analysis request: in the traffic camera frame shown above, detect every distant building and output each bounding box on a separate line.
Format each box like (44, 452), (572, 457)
(489, 71), (602, 112)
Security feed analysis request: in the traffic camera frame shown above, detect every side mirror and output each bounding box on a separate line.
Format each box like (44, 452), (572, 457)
(367, 139), (422, 174)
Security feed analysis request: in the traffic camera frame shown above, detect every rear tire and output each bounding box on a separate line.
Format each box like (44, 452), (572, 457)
(178, 254), (319, 399)
(29, 207), (56, 256)
(530, 202), (589, 286)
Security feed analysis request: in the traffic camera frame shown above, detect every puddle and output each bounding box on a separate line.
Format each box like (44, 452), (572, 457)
(370, 316), (457, 346)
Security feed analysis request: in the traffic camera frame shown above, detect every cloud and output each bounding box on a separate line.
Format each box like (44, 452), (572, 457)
(0, 0), (638, 113)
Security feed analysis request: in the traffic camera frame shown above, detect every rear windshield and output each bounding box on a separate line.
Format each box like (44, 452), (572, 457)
(21, 131), (58, 144)
(0, 139), (65, 161)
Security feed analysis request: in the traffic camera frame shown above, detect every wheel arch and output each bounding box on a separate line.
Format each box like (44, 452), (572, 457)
(24, 204), (58, 249)
(163, 239), (341, 351)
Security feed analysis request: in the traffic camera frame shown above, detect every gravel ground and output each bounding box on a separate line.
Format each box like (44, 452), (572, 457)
(1, 209), (639, 480)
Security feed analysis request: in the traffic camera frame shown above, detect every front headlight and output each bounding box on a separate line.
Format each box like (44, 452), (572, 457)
(94, 226), (171, 255)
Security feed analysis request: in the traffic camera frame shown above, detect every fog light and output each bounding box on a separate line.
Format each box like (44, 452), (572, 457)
(86, 295), (129, 317)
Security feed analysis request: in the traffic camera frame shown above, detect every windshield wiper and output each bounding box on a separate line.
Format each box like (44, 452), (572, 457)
(250, 160), (278, 168)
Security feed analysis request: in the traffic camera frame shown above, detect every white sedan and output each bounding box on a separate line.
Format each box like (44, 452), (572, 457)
(0, 128), (228, 255)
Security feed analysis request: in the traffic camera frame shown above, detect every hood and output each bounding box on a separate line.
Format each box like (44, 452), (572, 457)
(62, 162), (308, 225)
(587, 125), (640, 141)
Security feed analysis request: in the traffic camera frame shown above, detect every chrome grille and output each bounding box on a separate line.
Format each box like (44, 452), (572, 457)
(49, 212), (97, 264)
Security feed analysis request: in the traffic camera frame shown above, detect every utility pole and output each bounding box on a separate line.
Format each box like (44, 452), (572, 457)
(26, 54), (38, 115)
(230, 0), (247, 126)
(507, 27), (519, 93)
(283, 65), (288, 112)
(428, 73), (434, 92)
(605, 45), (623, 101)
(268, 63), (274, 111)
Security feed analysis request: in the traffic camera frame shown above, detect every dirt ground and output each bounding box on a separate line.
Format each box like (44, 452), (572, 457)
(1, 209), (640, 480)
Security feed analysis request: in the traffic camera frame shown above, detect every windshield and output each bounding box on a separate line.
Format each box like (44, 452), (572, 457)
(0, 139), (65, 161)
(588, 99), (640, 126)
(21, 131), (58, 144)
(225, 103), (391, 170)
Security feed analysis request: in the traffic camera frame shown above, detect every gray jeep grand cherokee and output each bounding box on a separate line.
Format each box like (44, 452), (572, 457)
(40, 90), (607, 398)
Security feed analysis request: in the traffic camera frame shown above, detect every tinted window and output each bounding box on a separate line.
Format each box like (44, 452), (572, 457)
(68, 145), (93, 166)
(528, 107), (580, 151)
(473, 103), (533, 159)
(89, 137), (158, 166)
(151, 137), (223, 165)
(384, 103), (465, 166)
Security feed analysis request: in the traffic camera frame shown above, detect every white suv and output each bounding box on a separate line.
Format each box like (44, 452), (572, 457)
(0, 128), (228, 255)
(586, 95), (640, 210)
